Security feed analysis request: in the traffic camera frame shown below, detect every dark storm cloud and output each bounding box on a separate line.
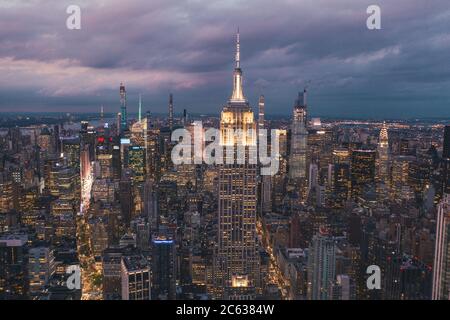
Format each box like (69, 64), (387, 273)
(0, 0), (449, 118)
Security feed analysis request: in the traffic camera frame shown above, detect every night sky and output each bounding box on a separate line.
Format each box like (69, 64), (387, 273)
(1, 0), (450, 118)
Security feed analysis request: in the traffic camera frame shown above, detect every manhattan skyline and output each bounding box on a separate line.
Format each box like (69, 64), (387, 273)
(0, 0), (450, 118)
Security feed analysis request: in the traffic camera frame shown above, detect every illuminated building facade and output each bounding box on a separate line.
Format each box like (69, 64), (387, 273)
(214, 31), (260, 299)
(350, 149), (376, 200)
(307, 229), (336, 300)
(0, 234), (29, 299)
(121, 255), (151, 300)
(432, 194), (450, 300)
(289, 89), (308, 182)
(377, 122), (390, 187)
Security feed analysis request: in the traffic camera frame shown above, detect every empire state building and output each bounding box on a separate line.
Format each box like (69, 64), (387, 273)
(214, 31), (260, 299)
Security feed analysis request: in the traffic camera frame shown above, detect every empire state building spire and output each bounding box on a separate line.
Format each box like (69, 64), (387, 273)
(230, 29), (246, 103)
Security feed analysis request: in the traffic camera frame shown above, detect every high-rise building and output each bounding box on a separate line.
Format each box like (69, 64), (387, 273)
(0, 234), (29, 299)
(350, 149), (376, 200)
(151, 235), (176, 300)
(257, 95), (272, 213)
(289, 90), (308, 181)
(168, 93), (174, 131)
(120, 83), (127, 132)
(307, 228), (336, 300)
(288, 90), (309, 203)
(377, 122), (390, 186)
(258, 95), (265, 134)
(432, 194), (450, 300)
(128, 145), (146, 183)
(442, 125), (450, 196)
(331, 148), (350, 208)
(138, 94), (142, 122)
(121, 255), (151, 300)
(28, 244), (55, 294)
(214, 30), (260, 299)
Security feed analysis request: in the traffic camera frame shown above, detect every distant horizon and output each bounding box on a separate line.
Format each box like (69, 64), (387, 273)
(0, 110), (449, 122)
(1, 1), (450, 118)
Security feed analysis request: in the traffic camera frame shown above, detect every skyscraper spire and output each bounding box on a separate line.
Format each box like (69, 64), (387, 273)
(138, 94), (142, 122)
(379, 121), (388, 145)
(230, 29), (246, 103)
(236, 27), (240, 69)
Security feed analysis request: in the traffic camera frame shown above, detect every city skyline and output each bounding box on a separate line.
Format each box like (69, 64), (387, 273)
(1, 0), (450, 306)
(1, 0), (450, 118)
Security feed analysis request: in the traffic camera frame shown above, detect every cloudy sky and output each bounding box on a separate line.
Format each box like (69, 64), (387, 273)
(1, 0), (450, 118)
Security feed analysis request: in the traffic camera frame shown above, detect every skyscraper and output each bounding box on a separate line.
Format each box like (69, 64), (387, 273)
(138, 94), (142, 122)
(121, 255), (151, 300)
(442, 125), (450, 196)
(289, 89), (308, 199)
(350, 149), (376, 200)
(168, 93), (174, 131)
(151, 234), (176, 300)
(258, 95), (265, 134)
(214, 30), (260, 299)
(307, 228), (336, 300)
(432, 194), (450, 300)
(258, 95), (271, 213)
(0, 234), (29, 299)
(377, 122), (390, 186)
(119, 83), (127, 132)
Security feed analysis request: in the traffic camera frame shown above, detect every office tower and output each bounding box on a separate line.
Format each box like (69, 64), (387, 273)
(116, 112), (122, 136)
(258, 95), (271, 213)
(53, 124), (61, 155)
(214, 30), (260, 299)
(0, 234), (29, 299)
(120, 83), (127, 132)
(168, 93), (174, 131)
(307, 229), (336, 300)
(37, 127), (52, 154)
(128, 145), (146, 183)
(350, 149), (376, 200)
(152, 235), (176, 300)
(28, 245), (55, 294)
(89, 216), (111, 257)
(102, 247), (126, 300)
(383, 255), (432, 300)
(331, 148), (350, 208)
(330, 274), (355, 300)
(442, 125), (450, 196)
(121, 255), (151, 300)
(119, 174), (133, 226)
(258, 95), (265, 134)
(377, 122), (390, 186)
(144, 116), (160, 182)
(182, 109), (188, 126)
(112, 138), (122, 180)
(144, 179), (158, 232)
(391, 155), (415, 201)
(132, 219), (150, 251)
(62, 138), (80, 171)
(97, 154), (113, 179)
(289, 89), (308, 181)
(80, 121), (96, 161)
(0, 176), (15, 213)
(432, 194), (450, 300)
(138, 94), (142, 122)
